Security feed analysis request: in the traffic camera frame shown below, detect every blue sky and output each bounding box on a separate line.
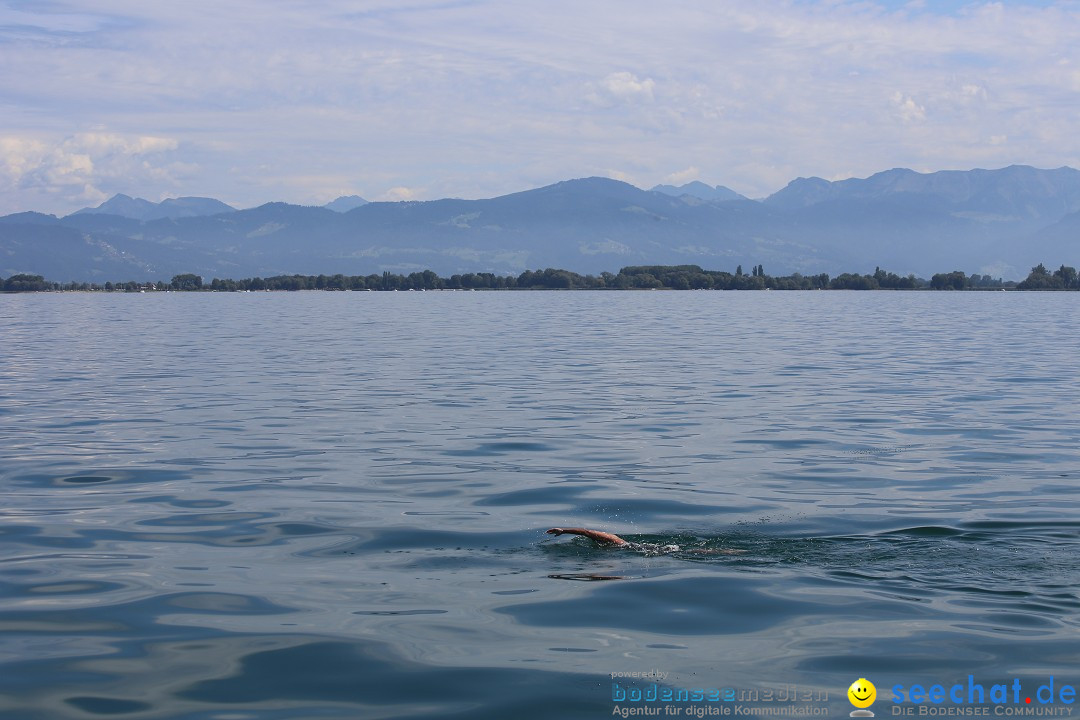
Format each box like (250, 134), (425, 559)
(2, 0), (1079, 214)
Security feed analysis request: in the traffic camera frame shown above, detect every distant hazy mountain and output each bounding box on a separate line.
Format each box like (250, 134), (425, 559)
(73, 194), (236, 221)
(3, 166), (1079, 282)
(765, 165), (1080, 224)
(651, 181), (746, 202)
(323, 195), (369, 212)
(1026, 208), (1080, 263)
(0, 211), (60, 226)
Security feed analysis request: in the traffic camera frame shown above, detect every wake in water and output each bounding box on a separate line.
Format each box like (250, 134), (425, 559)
(541, 521), (1080, 600)
(544, 526), (746, 557)
(541, 524), (1080, 637)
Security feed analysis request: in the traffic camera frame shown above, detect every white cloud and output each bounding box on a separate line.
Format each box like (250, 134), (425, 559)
(587, 71), (656, 107)
(892, 92), (927, 123)
(601, 71), (655, 101)
(960, 84), (986, 100)
(76, 134), (178, 156)
(1, 1), (1079, 211)
(603, 169), (637, 185)
(0, 138), (49, 184)
(0, 133), (183, 213)
(379, 186), (421, 202)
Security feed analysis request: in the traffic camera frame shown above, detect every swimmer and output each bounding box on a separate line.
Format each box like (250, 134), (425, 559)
(545, 527), (747, 555)
(545, 527), (628, 546)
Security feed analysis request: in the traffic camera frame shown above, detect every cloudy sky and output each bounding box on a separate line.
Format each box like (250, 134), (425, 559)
(2, 0), (1079, 215)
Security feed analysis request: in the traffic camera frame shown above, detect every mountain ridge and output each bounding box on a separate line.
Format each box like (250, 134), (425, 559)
(324, 195), (369, 213)
(3, 166), (1077, 282)
(651, 181), (746, 202)
(74, 194), (237, 221)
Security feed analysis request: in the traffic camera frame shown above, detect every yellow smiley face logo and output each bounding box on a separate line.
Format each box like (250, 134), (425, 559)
(848, 678), (876, 708)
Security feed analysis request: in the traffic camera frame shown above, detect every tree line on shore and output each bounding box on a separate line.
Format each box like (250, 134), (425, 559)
(3, 263), (1078, 293)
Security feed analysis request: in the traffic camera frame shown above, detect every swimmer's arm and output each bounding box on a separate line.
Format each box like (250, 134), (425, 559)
(545, 527), (628, 546)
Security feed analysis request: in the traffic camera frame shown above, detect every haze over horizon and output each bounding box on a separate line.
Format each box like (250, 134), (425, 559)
(47, 163), (1076, 217)
(2, 0), (1079, 216)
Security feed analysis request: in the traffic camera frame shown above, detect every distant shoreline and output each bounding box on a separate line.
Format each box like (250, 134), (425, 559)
(2, 263), (1076, 293)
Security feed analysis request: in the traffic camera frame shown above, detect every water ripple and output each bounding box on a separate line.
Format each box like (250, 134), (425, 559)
(1, 291), (1078, 718)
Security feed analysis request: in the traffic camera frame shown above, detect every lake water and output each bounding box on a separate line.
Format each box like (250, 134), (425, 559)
(1, 291), (1079, 720)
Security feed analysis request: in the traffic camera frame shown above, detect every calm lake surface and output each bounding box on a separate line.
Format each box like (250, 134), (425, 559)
(1, 291), (1079, 719)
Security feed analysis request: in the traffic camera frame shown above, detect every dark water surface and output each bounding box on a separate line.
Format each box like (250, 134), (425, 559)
(1, 291), (1078, 719)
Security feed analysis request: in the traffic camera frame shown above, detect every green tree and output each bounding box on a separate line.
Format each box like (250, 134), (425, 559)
(1017, 264), (1064, 290)
(930, 271), (968, 290)
(171, 274), (203, 290)
(830, 273), (877, 290)
(1054, 265), (1077, 289)
(3, 274), (49, 292)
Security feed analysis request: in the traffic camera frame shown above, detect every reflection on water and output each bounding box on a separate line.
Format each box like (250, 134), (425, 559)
(1, 291), (1079, 719)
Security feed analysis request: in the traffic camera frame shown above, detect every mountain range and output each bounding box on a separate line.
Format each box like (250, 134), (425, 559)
(649, 181), (746, 202)
(72, 194), (237, 222)
(2, 165), (1077, 282)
